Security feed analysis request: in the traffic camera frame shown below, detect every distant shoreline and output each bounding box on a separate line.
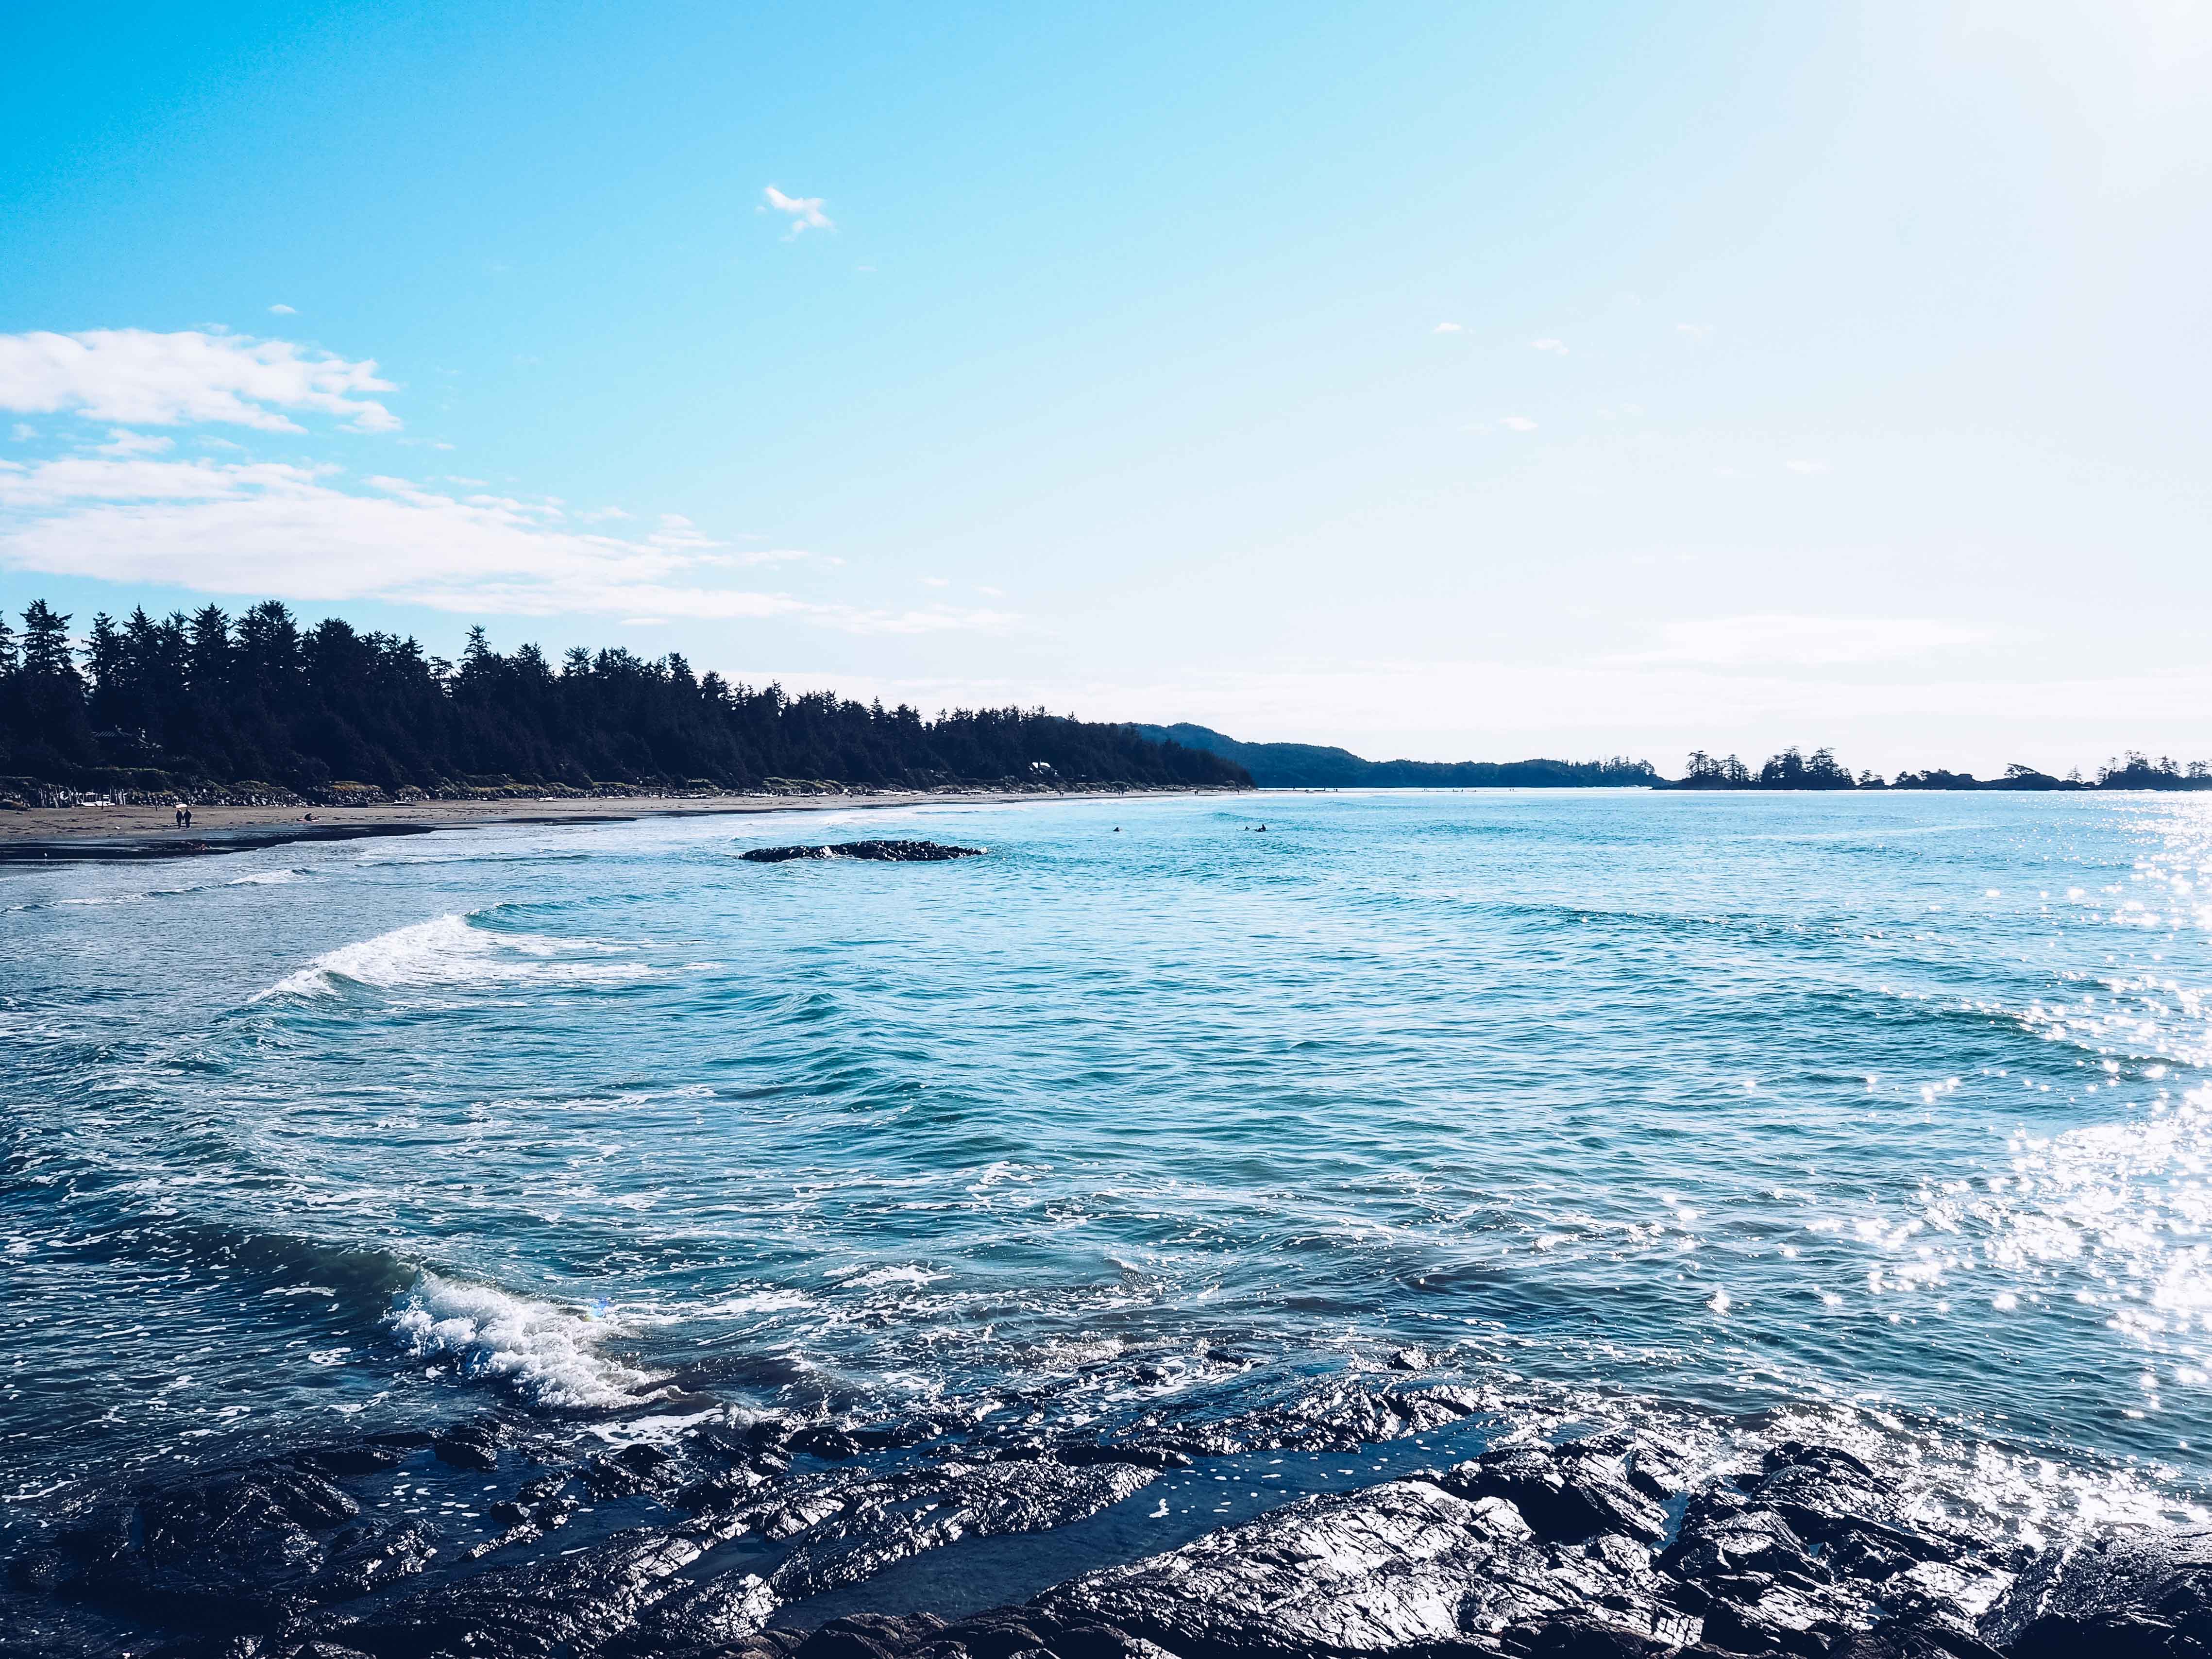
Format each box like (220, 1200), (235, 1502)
(0, 785), (1211, 863)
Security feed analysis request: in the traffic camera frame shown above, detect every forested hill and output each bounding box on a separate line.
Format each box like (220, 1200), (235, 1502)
(1132, 723), (1660, 789)
(0, 598), (1250, 800)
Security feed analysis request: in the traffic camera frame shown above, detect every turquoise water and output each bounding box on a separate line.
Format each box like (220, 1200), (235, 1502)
(4, 790), (2211, 1545)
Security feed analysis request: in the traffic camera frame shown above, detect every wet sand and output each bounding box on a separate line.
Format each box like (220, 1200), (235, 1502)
(0, 788), (1187, 862)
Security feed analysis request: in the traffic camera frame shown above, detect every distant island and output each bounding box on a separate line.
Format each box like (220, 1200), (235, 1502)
(0, 598), (1250, 806)
(1141, 724), (2212, 794)
(1131, 724), (1661, 789)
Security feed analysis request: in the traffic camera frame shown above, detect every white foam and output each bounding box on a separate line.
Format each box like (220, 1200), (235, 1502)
(255, 913), (653, 1000)
(388, 1270), (666, 1408)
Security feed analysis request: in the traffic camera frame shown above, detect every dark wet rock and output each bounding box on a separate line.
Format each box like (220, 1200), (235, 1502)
(1387, 1348), (1430, 1373)
(430, 1419), (506, 1473)
(673, 1465), (777, 1514)
(1039, 1476), (1695, 1658)
(584, 1442), (687, 1500)
(791, 1426), (868, 1460)
(741, 841), (983, 863)
(1745, 1444), (1958, 1572)
(770, 1456), (1160, 1602)
(602, 1573), (779, 1659)
(1981, 1524), (2212, 1657)
(798, 1612), (950, 1659)
(1167, 1383), (1487, 1456)
(318, 1525), (704, 1658)
(289, 1442), (411, 1478)
(46, 1463), (438, 1632)
(1438, 1441), (1668, 1545)
(1661, 1479), (1889, 1656)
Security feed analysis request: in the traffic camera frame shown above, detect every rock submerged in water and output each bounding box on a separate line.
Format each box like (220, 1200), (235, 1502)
(741, 840), (984, 863)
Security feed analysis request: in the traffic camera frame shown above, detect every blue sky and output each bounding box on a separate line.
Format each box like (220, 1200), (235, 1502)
(2, 1), (2207, 775)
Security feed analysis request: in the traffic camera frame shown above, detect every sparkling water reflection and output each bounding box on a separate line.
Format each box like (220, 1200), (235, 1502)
(3, 789), (2209, 1547)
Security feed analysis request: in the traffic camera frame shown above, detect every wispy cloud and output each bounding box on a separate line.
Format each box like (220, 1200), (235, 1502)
(762, 186), (833, 238)
(0, 328), (399, 433)
(1675, 322), (1712, 342)
(10, 423), (35, 441)
(268, 304), (296, 316)
(1786, 458), (1830, 474)
(1433, 322), (1464, 334)
(1499, 415), (1538, 432)
(1628, 614), (1988, 669)
(0, 455), (1005, 634)
(1530, 338), (1569, 355)
(92, 428), (173, 457)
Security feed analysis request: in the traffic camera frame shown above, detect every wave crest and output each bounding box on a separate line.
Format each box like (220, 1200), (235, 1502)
(388, 1271), (666, 1408)
(255, 913), (653, 1000)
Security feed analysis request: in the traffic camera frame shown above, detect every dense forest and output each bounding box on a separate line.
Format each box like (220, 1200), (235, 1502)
(1677, 746), (2212, 791)
(0, 598), (1250, 801)
(1132, 723), (1661, 789)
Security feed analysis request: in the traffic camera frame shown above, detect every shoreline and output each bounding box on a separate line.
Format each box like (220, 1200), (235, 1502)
(0, 786), (1211, 863)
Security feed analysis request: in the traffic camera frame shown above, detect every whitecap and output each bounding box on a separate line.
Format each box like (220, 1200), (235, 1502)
(253, 913), (654, 1000)
(387, 1270), (666, 1408)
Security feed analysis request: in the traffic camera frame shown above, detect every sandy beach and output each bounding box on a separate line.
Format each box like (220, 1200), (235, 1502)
(0, 786), (1201, 861)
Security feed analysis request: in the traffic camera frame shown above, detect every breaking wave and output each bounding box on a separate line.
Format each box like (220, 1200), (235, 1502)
(388, 1270), (669, 1409)
(254, 912), (655, 1000)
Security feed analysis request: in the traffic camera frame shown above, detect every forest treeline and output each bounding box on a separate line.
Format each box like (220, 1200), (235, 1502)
(1677, 746), (2212, 791)
(0, 598), (1250, 799)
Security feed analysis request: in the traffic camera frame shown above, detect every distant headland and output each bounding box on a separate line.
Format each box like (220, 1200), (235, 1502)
(1141, 724), (2212, 794)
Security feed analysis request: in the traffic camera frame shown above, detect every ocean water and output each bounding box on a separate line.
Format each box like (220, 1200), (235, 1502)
(4, 789), (2211, 1555)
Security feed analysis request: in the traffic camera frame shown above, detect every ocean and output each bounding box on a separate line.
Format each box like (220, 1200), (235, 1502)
(3, 788), (2209, 1625)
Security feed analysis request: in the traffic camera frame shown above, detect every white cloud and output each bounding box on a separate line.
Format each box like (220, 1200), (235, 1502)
(92, 428), (173, 457)
(920, 576), (949, 588)
(763, 186), (833, 237)
(1432, 322), (1464, 334)
(0, 329), (399, 433)
(1629, 614), (1989, 669)
(1530, 338), (1569, 354)
(268, 304), (296, 316)
(9, 423), (34, 441)
(1675, 322), (1712, 341)
(1499, 415), (1538, 431)
(0, 455), (1005, 634)
(1786, 458), (1830, 474)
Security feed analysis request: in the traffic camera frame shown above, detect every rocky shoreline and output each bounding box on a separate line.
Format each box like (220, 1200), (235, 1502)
(6, 1376), (2204, 1659)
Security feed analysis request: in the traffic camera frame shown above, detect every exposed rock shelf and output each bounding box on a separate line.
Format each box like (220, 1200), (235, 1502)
(6, 1382), (2206, 1658)
(740, 841), (985, 863)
